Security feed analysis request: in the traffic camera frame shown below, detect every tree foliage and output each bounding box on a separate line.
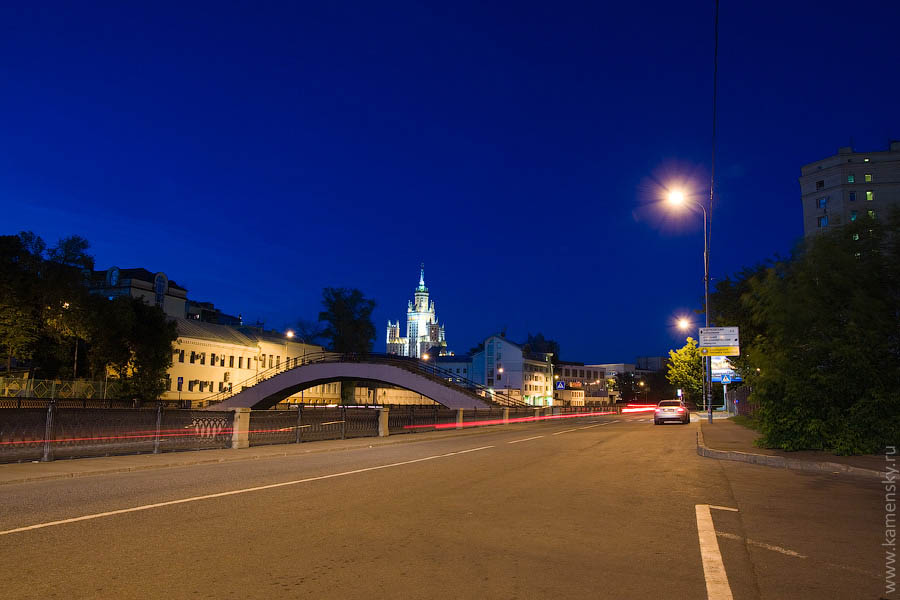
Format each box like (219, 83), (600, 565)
(317, 288), (376, 405)
(318, 288), (376, 354)
(0, 232), (176, 401)
(522, 332), (560, 359)
(666, 337), (703, 404)
(709, 210), (900, 454)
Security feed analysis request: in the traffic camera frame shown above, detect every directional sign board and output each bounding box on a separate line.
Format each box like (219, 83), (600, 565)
(699, 327), (739, 347)
(699, 327), (740, 357)
(700, 346), (740, 357)
(555, 381), (565, 390)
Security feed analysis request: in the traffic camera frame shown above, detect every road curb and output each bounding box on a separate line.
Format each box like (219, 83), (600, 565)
(696, 428), (886, 480)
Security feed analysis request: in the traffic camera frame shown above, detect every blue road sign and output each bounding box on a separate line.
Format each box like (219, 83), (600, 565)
(555, 381), (565, 390)
(177, 376), (183, 385)
(720, 374), (732, 384)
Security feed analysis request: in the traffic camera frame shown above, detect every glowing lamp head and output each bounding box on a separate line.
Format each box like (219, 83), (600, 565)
(285, 330), (295, 339)
(677, 318), (690, 331)
(422, 353), (430, 361)
(667, 189), (686, 206)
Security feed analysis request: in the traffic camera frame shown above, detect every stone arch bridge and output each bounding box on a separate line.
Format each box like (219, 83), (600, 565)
(203, 353), (522, 411)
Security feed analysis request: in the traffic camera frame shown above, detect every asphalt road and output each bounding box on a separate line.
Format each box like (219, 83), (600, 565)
(0, 414), (889, 599)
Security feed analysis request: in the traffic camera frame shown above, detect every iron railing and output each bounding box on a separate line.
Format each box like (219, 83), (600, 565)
(248, 406), (380, 446)
(202, 352), (527, 408)
(0, 403), (233, 464)
(387, 405), (458, 434)
(0, 377), (125, 400)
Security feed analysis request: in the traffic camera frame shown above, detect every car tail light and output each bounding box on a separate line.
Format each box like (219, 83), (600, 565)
(677, 407), (684, 413)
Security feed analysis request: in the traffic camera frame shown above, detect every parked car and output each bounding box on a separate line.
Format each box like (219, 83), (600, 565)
(653, 400), (689, 425)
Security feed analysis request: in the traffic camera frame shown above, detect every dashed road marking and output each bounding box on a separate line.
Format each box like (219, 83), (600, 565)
(552, 428), (580, 436)
(507, 436), (544, 444)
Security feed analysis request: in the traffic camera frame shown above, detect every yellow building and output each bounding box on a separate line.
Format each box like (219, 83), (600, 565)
(164, 319), (437, 407)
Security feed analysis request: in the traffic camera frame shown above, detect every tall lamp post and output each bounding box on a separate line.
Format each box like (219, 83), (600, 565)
(668, 191), (712, 423)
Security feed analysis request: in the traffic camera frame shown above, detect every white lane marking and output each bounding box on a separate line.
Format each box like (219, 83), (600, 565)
(552, 428), (580, 436)
(586, 420), (599, 423)
(0, 446), (496, 537)
(578, 424), (602, 430)
(507, 436), (544, 444)
(710, 505), (739, 512)
(715, 532), (806, 558)
(696, 504), (735, 600)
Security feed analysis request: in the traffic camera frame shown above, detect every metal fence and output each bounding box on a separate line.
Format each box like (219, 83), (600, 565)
(0, 404), (233, 463)
(248, 406), (380, 446)
(0, 377), (124, 399)
(727, 386), (754, 416)
(387, 405), (458, 435)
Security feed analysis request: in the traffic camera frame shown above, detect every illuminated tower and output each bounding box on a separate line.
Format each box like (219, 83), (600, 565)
(385, 265), (448, 358)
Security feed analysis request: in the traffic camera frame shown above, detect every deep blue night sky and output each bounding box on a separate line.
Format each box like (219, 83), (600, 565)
(3, 2), (899, 362)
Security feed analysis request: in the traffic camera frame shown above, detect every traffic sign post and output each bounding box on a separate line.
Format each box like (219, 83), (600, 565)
(555, 381), (565, 390)
(699, 327), (740, 357)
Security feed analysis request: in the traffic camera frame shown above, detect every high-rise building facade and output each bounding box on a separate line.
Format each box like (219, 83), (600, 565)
(386, 266), (447, 358)
(799, 141), (900, 237)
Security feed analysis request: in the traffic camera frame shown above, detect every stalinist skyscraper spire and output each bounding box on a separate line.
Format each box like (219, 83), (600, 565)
(386, 264), (448, 358)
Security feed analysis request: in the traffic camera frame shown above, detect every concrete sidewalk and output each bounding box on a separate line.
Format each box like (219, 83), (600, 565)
(698, 418), (887, 478)
(0, 424), (518, 486)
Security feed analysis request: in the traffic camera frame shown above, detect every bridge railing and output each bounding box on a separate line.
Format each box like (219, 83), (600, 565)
(201, 352), (527, 408)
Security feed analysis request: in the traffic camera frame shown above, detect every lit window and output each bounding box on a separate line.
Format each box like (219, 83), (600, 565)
(868, 210), (876, 219)
(866, 191), (874, 201)
(847, 174), (855, 183)
(864, 173), (873, 182)
(849, 191), (856, 202)
(816, 197), (827, 208)
(817, 216), (828, 227)
(864, 157), (870, 162)
(850, 210), (858, 221)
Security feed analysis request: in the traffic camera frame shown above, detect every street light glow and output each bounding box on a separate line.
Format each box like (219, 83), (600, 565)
(677, 318), (690, 330)
(667, 189), (685, 206)
(285, 330), (295, 339)
(422, 353), (430, 360)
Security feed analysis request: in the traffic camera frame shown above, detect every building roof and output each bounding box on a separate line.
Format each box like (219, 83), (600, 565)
(174, 318), (256, 346)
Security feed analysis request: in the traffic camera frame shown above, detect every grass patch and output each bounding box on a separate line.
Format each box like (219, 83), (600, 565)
(729, 415), (761, 432)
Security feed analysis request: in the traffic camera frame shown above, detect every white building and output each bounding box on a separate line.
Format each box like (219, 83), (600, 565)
(554, 361), (608, 406)
(800, 141), (900, 237)
(386, 266), (447, 358)
(471, 335), (554, 406)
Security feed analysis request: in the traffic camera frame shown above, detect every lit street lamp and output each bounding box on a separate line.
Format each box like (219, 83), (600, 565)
(667, 188), (712, 423)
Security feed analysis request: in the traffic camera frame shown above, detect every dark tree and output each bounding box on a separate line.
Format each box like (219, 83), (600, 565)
(523, 332), (560, 359)
(318, 288), (377, 353)
(318, 288), (376, 405)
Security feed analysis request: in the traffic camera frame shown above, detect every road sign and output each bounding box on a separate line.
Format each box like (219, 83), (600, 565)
(699, 346), (740, 357)
(177, 376), (183, 385)
(720, 374), (732, 384)
(677, 388), (683, 397)
(710, 356), (742, 383)
(699, 327), (739, 347)
(555, 381), (565, 390)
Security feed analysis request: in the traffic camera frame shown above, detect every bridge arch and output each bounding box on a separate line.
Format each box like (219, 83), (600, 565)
(206, 360), (494, 410)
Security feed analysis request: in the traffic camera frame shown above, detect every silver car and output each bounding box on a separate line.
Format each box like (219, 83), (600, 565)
(653, 400), (690, 425)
